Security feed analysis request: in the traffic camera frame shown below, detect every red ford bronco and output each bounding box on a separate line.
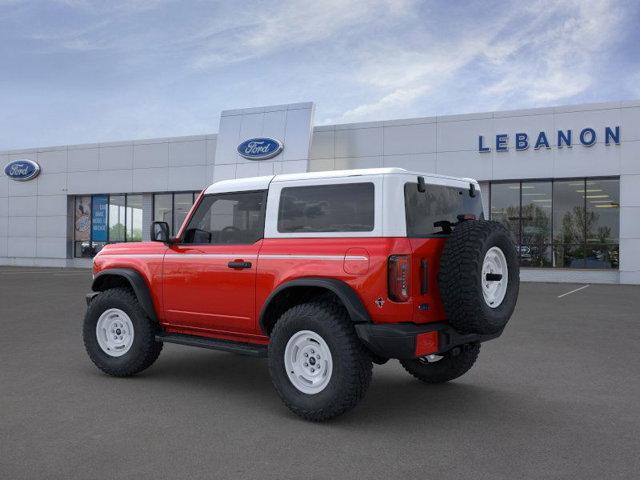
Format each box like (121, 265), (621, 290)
(83, 168), (519, 421)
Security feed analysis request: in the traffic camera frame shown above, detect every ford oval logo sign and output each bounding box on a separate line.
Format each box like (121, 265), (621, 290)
(237, 137), (283, 160)
(4, 159), (41, 181)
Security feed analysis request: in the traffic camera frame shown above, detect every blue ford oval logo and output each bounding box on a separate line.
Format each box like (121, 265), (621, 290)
(237, 137), (283, 160)
(4, 159), (41, 181)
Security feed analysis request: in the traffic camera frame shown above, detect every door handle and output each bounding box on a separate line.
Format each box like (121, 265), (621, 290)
(228, 260), (252, 269)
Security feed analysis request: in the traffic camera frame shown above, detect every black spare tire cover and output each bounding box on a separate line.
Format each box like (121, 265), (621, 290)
(438, 220), (519, 334)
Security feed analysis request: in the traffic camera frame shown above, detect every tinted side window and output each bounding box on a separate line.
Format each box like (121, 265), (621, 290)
(183, 191), (266, 244)
(405, 182), (484, 237)
(278, 183), (374, 233)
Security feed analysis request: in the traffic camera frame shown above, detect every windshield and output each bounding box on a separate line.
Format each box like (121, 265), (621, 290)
(404, 182), (484, 237)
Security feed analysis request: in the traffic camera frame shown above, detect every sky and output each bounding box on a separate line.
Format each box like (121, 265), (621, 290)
(1, 0), (639, 150)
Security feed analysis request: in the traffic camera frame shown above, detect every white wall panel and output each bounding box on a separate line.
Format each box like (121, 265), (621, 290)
(8, 196), (37, 217)
(133, 167), (169, 192)
(8, 178), (37, 196)
(7, 237), (36, 257)
(335, 127), (382, 158)
(0, 198), (7, 217)
(308, 158), (335, 172)
(492, 145), (554, 180)
(8, 217), (36, 237)
(334, 156), (382, 170)
(620, 106), (640, 142)
(37, 149), (67, 173)
(37, 195), (67, 217)
(553, 142), (620, 178)
(167, 165), (207, 191)
(383, 153), (437, 173)
(68, 147), (99, 171)
(620, 174), (640, 206)
(620, 140), (640, 175)
(309, 130), (334, 159)
(620, 206), (640, 238)
(282, 106), (315, 162)
(99, 144), (133, 170)
(235, 162), (260, 178)
(37, 216), (67, 237)
(436, 151), (491, 180)
(37, 172), (67, 195)
(134, 142), (169, 169)
(68, 169), (133, 194)
(383, 123), (436, 155)
(169, 140), (206, 167)
(36, 237), (67, 258)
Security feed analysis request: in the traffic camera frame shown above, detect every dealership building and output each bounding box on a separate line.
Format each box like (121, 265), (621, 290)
(1, 100), (639, 284)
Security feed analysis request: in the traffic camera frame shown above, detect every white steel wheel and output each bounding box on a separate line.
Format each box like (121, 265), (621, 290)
(95, 308), (135, 357)
(481, 246), (509, 308)
(284, 330), (333, 395)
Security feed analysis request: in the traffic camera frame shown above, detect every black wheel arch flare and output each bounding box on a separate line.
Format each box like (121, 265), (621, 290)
(91, 268), (158, 322)
(259, 277), (371, 335)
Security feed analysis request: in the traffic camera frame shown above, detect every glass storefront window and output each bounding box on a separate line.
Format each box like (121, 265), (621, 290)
(74, 196), (92, 258)
(490, 178), (620, 270)
(553, 180), (586, 246)
(153, 191), (199, 235)
(126, 195), (143, 242)
(74, 193), (150, 257)
(109, 195), (126, 242)
(490, 183), (520, 244)
(174, 193), (195, 234)
(154, 193), (173, 234)
(521, 181), (552, 267)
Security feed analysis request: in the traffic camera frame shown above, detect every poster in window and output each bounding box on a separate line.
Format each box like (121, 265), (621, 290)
(91, 195), (108, 242)
(75, 196), (91, 241)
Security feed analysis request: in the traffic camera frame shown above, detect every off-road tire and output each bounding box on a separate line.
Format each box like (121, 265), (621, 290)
(268, 301), (373, 421)
(438, 220), (519, 334)
(400, 343), (480, 384)
(83, 287), (163, 377)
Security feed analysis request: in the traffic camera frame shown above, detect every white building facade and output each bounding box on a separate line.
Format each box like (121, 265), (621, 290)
(1, 100), (639, 284)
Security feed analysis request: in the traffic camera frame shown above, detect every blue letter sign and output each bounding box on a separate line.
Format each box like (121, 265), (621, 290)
(515, 133), (529, 150)
(91, 195), (108, 242)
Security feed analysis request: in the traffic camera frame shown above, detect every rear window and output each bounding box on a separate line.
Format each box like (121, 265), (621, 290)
(278, 183), (374, 233)
(404, 182), (483, 237)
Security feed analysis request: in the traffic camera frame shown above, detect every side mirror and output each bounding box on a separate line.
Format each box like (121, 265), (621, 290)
(151, 221), (171, 243)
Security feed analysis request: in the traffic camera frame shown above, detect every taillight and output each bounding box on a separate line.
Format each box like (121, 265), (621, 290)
(388, 255), (410, 302)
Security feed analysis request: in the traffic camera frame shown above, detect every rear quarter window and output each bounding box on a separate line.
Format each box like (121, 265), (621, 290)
(278, 182), (374, 233)
(405, 182), (483, 237)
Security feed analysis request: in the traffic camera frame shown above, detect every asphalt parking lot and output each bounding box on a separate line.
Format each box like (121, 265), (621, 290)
(1, 267), (639, 480)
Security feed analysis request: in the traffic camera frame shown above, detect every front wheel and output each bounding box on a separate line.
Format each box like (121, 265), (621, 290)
(83, 288), (163, 377)
(400, 343), (480, 384)
(268, 301), (372, 421)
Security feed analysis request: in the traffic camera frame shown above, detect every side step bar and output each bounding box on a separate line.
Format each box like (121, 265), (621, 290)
(156, 333), (268, 357)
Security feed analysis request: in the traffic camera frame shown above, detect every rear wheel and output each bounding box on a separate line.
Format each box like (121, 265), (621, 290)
(400, 343), (480, 384)
(268, 301), (372, 421)
(83, 288), (162, 377)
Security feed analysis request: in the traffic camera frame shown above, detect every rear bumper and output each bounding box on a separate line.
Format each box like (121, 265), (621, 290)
(354, 322), (502, 360)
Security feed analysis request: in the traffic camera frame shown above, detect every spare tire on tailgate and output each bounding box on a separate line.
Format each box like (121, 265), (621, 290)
(438, 220), (519, 334)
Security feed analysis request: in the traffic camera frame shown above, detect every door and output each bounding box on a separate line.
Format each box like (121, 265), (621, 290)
(162, 190), (267, 335)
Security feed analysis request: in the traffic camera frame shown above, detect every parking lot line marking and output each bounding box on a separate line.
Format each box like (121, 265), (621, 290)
(557, 284), (590, 298)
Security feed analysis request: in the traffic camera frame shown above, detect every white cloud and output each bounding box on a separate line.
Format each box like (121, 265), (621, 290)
(191, 0), (414, 69)
(335, 0), (625, 122)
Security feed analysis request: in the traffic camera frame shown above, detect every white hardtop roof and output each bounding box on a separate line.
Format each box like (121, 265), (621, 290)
(203, 168), (477, 194)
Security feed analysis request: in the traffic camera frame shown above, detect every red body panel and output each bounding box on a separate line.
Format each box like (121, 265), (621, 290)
(92, 235), (449, 345)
